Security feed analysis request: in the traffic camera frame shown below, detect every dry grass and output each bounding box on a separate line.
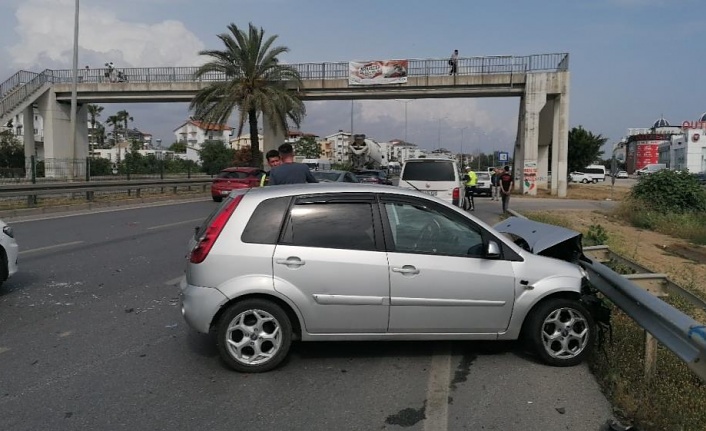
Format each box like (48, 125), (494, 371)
(533, 183), (631, 201)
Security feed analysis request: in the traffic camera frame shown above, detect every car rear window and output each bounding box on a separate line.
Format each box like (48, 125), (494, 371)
(402, 161), (455, 181)
(241, 196), (291, 244)
(476, 173), (490, 180)
(217, 171), (249, 179)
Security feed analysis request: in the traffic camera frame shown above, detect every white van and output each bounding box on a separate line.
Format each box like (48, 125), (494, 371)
(636, 163), (666, 175)
(398, 158), (465, 207)
(582, 165), (606, 182)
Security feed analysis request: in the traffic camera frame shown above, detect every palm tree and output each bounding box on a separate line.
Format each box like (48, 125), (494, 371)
(116, 109), (133, 133)
(106, 115), (121, 145)
(189, 22), (306, 166)
(87, 104), (104, 145)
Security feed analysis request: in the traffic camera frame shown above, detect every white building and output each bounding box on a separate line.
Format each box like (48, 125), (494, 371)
(388, 139), (427, 163)
(174, 119), (233, 162)
(229, 133), (263, 152)
(663, 114), (706, 173)
(1, 108), (45, 157)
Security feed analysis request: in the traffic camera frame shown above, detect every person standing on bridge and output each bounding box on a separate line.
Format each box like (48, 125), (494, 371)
(449, 49), (458, 75)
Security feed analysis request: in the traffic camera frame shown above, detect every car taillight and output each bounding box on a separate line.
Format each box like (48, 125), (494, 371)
(189, 195), (243, 264)
(452, 187), (460, 200)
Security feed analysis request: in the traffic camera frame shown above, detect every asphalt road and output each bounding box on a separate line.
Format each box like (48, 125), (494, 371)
(0, 197), (613, 431)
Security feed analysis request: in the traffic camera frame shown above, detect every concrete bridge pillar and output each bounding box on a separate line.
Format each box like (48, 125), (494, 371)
(23, 106), (35, 178)
(262, 116), (285, 165)
(517, 72), (570, 197)
(36, 90), (88, 178)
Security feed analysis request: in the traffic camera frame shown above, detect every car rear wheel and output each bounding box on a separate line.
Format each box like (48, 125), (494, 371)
(524, 298), (595, 367)
(216, 299), (292, 373)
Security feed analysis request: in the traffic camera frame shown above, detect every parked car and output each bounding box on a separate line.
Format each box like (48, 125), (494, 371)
(0, 218), (18, 287)
(616, 171), (629, 179)
(636, 163), (666, 175)
(211, 167), (266, 202)
(311, 170), (360, 183)
(181, 183), (600, 373)
(398, 158), (465, 207)
(569, 172), (597, 184)
(354, 170), (393, 185)
(473, 171), (492, 196)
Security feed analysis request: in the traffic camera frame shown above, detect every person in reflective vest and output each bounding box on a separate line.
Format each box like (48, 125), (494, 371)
(465, 167), (477, 211)
(260, 149), (282, 187)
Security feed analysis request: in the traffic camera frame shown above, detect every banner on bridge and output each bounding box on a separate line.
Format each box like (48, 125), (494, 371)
(349, 60), (408, 85)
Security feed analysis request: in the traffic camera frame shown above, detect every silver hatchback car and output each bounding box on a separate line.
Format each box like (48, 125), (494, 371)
(181, 184), (599, 372)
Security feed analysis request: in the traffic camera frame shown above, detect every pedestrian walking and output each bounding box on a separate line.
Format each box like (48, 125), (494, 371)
(448, 49), (458, 75)
(499, 166), (514, 214)
(268, 143), (319, 185)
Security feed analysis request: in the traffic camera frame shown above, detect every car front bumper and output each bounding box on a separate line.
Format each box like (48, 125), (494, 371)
(180, 277), (228, 334)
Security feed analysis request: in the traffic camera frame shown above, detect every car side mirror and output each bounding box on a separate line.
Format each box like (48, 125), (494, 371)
(486, 241), (501, 258)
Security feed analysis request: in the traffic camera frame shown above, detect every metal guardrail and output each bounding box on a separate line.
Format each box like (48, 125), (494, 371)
(580, 250), (706, 381)
(0, 178), (212, 205)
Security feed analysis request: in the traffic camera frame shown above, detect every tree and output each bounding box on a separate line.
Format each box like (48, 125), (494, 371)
(87, 104), (104, 145)
(116, 109), (133, 132)
(169, 141), (187, 153)
(189, 22), (306, 167)
(232, 145), (262, 167)
(199, 140), (235, 175)
(106, 115), (121, 145)
(0, 130), (25, 170)
(567, 126), (606, 173)
(294, 136), (321, 158)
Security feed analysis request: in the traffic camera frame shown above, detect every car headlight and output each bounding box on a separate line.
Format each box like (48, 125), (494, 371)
(2, 225), (14, 238)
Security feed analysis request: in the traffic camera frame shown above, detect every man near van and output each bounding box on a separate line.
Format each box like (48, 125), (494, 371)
(268, 143), (319, 185)
(490, 168), (502, 201)
(464, 167), (477, 211)
(499, 165), (514, 214)
(259, 149), (282, 187)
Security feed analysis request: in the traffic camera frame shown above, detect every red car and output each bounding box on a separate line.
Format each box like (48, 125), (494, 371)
(211, 167), (265, 202)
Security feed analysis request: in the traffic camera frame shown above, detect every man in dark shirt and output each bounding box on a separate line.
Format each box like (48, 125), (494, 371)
(268, 143), (319, 185)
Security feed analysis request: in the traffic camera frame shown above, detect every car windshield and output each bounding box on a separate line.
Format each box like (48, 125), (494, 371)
(402, 161), (455, 181)
(312, 172), (340, 182)
(217, 171), (249, 179)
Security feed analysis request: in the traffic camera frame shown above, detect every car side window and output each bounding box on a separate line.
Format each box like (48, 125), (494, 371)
(241, 197), (291, 244)
(281, 202), (377, 251)
(383, 200), (484, 257)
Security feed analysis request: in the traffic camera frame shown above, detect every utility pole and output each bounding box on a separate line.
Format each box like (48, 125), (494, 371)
(460, 127), (468, 166)
(69, 0), (80, 179)
(394, 99), (415, 143)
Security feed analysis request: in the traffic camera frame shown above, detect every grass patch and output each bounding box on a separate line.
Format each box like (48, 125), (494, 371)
(520, 211), (574, 229)
(614, 200), (706, 245)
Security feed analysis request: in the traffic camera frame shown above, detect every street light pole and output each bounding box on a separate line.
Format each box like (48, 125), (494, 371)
(460, 127), (468, 166)
(69, 0), (80, 179)
(394, 100), (415, 143)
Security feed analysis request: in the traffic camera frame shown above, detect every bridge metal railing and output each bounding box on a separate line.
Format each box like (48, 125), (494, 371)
(1, 53), (569, 120)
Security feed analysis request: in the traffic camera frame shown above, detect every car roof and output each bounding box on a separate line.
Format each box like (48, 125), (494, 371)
(232, 182), (440, 202)
(221, 166), (260, 172)
(313, 169), (347, 174)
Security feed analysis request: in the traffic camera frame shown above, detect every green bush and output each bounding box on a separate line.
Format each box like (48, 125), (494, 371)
(584, 224), (608, 246)
(89, 157), (113, 176)
(630, 170), (706, 214)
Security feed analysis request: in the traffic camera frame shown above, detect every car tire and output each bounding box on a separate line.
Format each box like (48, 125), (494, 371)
(592, 179), (598, 184)
(212, 196), (223, 202)
(524, 298), (595, 367)
(581, 179), (588, 184)
(216, 299), (293, 373)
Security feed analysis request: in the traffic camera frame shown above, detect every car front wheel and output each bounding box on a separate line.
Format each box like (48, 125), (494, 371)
(216, 299), (293, 373)
(524, 298), (595, 367)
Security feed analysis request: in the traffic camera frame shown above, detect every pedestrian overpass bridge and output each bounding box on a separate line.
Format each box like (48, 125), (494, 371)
(0, 53), (571, 196)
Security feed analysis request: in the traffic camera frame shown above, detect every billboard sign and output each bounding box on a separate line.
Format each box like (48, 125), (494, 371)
(349, 60), (408, 85)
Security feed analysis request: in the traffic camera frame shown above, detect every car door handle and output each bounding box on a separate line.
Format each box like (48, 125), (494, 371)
(392, 265), (420, 275)
(276, 257), (306, 268)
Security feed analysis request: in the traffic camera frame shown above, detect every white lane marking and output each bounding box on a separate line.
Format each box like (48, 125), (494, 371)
(19, 241), (84, 255)
(146, 218), (204, 231)
(0, 347), (10, 354)
(164, 276), (185, 286)
(424, 351), (452, 431)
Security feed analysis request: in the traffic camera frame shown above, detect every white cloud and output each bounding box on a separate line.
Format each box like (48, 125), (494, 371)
(9, 0), (205, 69)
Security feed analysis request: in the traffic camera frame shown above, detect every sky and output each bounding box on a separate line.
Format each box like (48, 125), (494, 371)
(1, 0), (705, 156)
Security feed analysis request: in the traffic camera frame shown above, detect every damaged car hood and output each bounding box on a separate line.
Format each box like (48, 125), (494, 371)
(493, 217), (585, 263)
